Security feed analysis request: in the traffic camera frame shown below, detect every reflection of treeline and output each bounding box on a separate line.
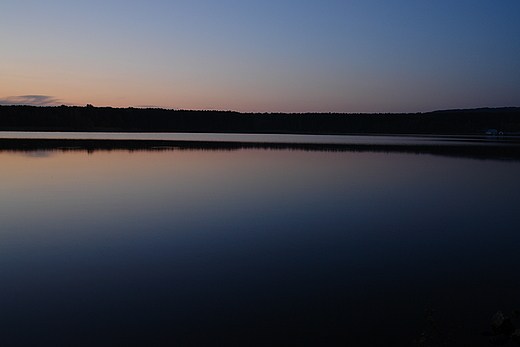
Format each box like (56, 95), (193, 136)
(1, 138), (519, 160)
(1, 105), (520, 134)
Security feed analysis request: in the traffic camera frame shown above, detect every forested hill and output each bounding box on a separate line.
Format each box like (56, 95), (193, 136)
(1, 105), (519, 135)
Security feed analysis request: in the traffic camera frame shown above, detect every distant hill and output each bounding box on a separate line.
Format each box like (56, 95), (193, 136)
(0, 105), (519, 135)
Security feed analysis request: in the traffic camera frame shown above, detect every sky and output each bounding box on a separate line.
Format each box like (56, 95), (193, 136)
(1, 0), (519, 113)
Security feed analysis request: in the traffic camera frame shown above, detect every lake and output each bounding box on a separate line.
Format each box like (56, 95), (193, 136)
(1, 133), (519, 346)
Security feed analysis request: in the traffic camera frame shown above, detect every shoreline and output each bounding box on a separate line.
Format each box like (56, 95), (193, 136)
(1, 105), (519, 135)
(1, 137), (519, 160)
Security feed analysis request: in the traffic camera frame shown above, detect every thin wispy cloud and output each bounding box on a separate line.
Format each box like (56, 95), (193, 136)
(0, 95), (63, 106)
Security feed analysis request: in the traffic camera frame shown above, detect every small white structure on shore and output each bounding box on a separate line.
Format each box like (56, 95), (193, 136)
(485, 129), (498, 135)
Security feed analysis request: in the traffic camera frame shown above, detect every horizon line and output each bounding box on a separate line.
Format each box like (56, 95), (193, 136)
(1, 104), (519, 115)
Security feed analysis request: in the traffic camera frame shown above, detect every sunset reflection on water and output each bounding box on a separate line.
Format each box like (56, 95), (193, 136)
(1, 144), (519, 345)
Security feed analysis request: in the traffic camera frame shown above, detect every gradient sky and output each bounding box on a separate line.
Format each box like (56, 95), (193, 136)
(1, 0), (519, 113)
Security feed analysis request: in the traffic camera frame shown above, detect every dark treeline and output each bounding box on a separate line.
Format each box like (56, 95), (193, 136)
(1, 138), (519, 160)
(1, 105), (520, 134)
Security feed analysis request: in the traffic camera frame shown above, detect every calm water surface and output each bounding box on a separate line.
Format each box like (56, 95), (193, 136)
(1, 136), (520, 346)
(2, 130), (520, 145)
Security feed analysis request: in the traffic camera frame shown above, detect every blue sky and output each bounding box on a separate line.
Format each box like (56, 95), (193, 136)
(1, 0), (519, 112)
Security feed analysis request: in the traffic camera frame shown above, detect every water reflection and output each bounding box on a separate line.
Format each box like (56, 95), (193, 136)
(1, 137), (520, 160)
(22, 150), (55, 158)
(1, 142), (519, 346)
